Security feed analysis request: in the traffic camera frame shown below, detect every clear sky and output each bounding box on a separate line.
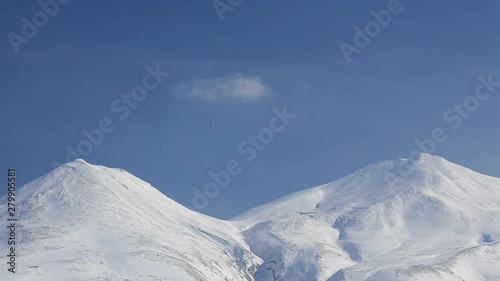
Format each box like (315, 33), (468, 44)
(1, 0), (499, 218)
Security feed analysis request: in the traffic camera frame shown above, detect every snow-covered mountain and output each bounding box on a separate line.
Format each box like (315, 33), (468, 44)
(233, 153), (500, 281)
(1, 154), (499, 281)
(0, 159), (260, 281)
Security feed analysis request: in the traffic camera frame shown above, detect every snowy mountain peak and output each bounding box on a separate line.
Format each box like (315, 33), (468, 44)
(395, 152), (454, 171)
(233, 154), (500, 281)
(1, 155), (499, 281)
(72, 158), (88, 164)
(402, 151), (438, 161)
(1, 159), (260, 281)
(16, 159), (151, 208)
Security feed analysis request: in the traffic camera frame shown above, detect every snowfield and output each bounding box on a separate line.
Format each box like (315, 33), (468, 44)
(1, 153), (499, 280)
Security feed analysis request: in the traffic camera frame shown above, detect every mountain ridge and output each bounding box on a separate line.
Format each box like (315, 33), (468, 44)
(1, 159), (260, 281)
(1, 153), (499, 281)
(233, 154), (500, 280)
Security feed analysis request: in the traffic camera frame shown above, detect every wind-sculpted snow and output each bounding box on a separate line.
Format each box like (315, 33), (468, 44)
(233, 154), (500, 281)
(1, 154), (499, 281)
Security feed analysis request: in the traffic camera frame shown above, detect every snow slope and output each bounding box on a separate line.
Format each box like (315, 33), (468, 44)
(233, 154), (500, 281)
(1, 154), (499, 281)
(0, 159), (260, 281)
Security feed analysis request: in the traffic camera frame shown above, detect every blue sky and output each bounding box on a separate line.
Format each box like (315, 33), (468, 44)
(1, 0), (499, 218)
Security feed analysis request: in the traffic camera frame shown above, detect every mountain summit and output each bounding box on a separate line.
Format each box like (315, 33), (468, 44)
(0, 160), (259, 281)
(233, 154), (500, 280)
(1, 154), (499, 281)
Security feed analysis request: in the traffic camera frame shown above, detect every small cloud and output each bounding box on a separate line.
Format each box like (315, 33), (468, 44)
(176, 73), (272, 102)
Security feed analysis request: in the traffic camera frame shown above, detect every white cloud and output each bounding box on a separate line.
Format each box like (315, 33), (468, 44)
(177, 73), (272, 102)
